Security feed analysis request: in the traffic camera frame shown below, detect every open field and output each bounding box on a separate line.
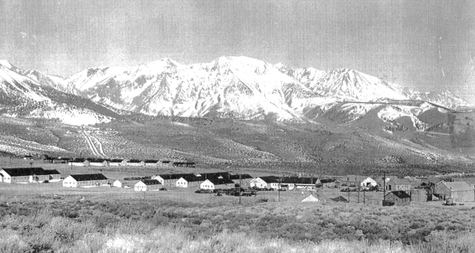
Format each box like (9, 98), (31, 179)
(2, 157), (475, 252)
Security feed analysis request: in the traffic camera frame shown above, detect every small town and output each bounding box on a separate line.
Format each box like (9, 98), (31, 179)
(1, 155), (474, 207)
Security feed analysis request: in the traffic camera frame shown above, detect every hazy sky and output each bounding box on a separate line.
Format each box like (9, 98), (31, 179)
(1, 0), (474, 104)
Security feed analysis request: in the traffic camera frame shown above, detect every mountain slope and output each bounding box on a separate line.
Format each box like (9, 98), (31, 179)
(63, 56), (472, 125)
(0, 60), (120, 125)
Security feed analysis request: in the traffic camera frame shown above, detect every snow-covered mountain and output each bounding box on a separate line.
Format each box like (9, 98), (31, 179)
(61, 56), (471, 124)
(3, 56), (472, 127)
(0, 60), (119, 125)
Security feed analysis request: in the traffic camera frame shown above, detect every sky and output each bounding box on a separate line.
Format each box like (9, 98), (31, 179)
(0, 0), (474, 104)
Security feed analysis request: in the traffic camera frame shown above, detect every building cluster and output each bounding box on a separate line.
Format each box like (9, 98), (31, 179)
(2, 165), (475, 206)
(43, 156), (195, 168)
(341, 174), (475, 206)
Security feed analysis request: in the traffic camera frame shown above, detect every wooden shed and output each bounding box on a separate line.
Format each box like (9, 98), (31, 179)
(384, 191), (411, 206)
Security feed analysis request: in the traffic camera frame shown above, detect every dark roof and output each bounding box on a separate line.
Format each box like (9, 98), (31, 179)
(386, 191), (411, 199)
(69, 174), (108, 181)
(109, 159), (124, 163)
(199, 172), (231, 179)
(259, 176), (279, 183)
(207, 177), (234, 185)
(1, 167), (49, 176)
(331, 196), (348, 202)
(88, 158), (107, 163)
(230, 174), (253, 180)
(140, 179), (161, 185)
(180, 174), (202, 182)
(44, 169), (61, 175)
(128, 159), (142, 163)
(158, 173), (193, 180)
(69, 158), (86, 162)
(282, 177), (317, 184)
(144, 160), (159, 163)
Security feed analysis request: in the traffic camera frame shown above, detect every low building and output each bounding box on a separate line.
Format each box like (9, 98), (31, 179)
(144, 160), (160, 167)
(68, 158), (88, 167)
(384, 178), (412, 192)
(384, 191), (411, 206)
(172, 161), (196, 168)
(127, 159), (144, 167)
(282, 177), (318, 190)
(134, 179), (161, 191)
(410, 189), (428, 202)
(88, 158), (109, 167)
(200, 177), (234, 190)
(0, 167), (51, 183)
(62, 174), (109, 188)
(176, 174), (202, 188)
(109, 159), (125, 166)
(434, 181), (474, 202)
(250, 176), (279, 190)
(44, 169), (62, 182)
(112, 180), (124, 188)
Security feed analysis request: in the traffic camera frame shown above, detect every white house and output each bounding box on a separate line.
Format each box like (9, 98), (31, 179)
(112, 180), (124, 188)
(200, 177), (234, 190)
(359, 177), (378, 189)
(63, 174), (108, 188)
(250, 176), (279, 189)
(134, 179), (161, 191)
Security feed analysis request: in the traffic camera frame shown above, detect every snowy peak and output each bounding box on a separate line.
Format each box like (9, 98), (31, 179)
(0, 60), (14, 70)
(310, 68), (409, 101)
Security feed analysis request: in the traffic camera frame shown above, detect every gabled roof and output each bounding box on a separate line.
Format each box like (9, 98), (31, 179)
(1, 167), (49, 176)
(301, 195), (319, 202)
(69, 158), (86, 162)
(386, 191), (411, 199)
(88, 158), (107, 163)
(259, 176), (279, 183)
(179, 174), (202, 182)
(144, 160), (159, 163)
(230, 174), (253, 180)
(282, 177), (316, 184)
(68, 174), (108, 181)
(452, 177), (475, 185)
(198, 172), (231, 179)
(205, 177), (234, 185)
(44, 169), (61, 175)
(439, 181), (472, 191)
(139, 179), (161, 185)
(158, 173), (193, 180)
(387, 177), (412, 185)
(345, 175), (372, 182)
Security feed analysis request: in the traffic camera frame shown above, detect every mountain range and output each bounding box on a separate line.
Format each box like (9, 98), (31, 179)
(0, 56), (474, 171)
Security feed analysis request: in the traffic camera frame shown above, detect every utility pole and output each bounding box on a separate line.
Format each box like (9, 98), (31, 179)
(356, 175), (360, 203)
(363, 190), (366, 204)
(278, 176), (281, 202)
(383, 172), (386, 203)
(239, 173), (242, 205)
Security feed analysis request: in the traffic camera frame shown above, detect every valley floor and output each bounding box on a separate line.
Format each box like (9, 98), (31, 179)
(1, 158), (475, 252)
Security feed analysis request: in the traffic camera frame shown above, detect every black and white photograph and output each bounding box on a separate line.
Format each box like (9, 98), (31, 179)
(0, 0), (474, 252)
